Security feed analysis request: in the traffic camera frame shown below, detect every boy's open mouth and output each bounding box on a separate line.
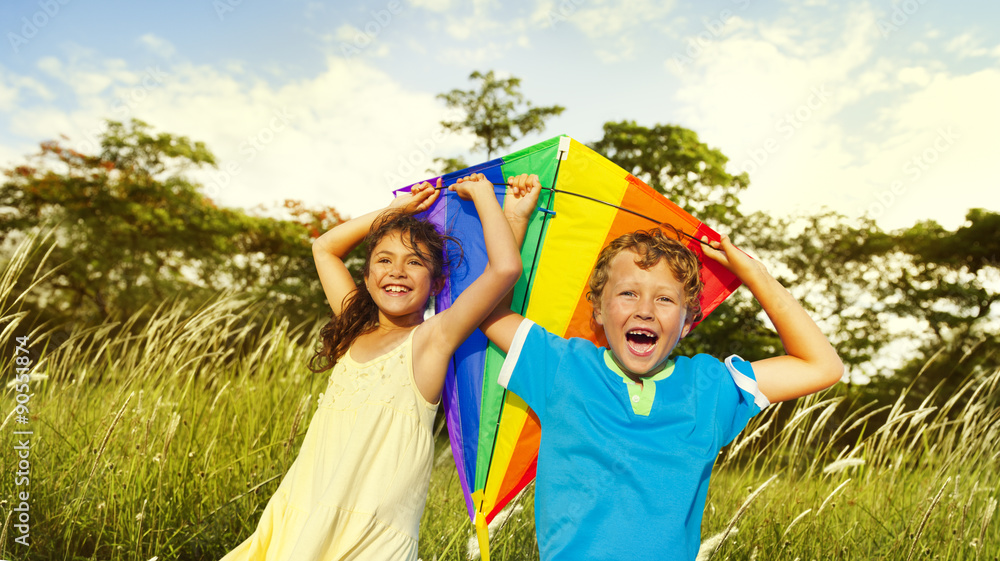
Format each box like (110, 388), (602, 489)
(626, 329), (658, 356)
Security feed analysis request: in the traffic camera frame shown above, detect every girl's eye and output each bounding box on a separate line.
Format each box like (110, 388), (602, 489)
(408, 259), (424, 267)
(377, 258), (390, 264)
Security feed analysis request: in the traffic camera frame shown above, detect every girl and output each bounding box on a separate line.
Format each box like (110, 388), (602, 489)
(222, 174), (532, 560)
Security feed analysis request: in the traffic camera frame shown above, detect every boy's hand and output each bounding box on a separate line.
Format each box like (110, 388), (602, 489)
(503, 173), (541, 224)
(390, 178), (441, 213)
(700, 234), (769, 283)
(451, 172), (494, 200)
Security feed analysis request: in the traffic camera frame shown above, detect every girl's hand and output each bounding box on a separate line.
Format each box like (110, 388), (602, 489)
(390, 178), (441, 213)
(503, 173), (541, 224)
(700, 234), (769, 283)
(451, 172), (492, 200)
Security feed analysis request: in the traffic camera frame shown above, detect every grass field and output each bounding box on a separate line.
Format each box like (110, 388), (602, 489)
(1, 236), (997, 560)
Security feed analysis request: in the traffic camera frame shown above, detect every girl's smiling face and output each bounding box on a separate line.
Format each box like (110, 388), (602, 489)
(365, 231), (438, 327)
(594, 250), (693, 380)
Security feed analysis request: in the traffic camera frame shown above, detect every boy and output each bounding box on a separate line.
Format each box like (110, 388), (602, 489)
(479, 173), (843, 560)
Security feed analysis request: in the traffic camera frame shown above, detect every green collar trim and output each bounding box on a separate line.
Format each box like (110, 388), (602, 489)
(604, 351), (674, 416)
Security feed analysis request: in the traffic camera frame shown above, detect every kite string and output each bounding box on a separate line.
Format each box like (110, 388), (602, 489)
(432, 181), (714, 248)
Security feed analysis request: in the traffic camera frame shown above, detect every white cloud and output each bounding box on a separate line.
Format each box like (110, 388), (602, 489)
(410, 0), (453, 12)
(139, 34), (176, 59)
(304, 1), (325, 18)
(558, 0), (678, 62)
(2, 53), (475, 219)
(36, 56), (141, 98)
(897, 66), (930, 86)
(945, 32), (990, 59)
(334, 24), (362, 43)
(864, 68), (1000, 229)
(0, 68), (54, 111)
(664, 1), (1000, 230)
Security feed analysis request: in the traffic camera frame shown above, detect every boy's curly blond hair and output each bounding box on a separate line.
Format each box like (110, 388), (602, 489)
(586, 227), (704, 324)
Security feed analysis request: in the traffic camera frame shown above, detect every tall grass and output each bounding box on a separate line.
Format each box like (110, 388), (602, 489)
(1, 235), (997, 560)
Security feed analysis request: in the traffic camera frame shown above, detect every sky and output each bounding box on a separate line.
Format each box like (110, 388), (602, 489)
(1, 0), (998, 232)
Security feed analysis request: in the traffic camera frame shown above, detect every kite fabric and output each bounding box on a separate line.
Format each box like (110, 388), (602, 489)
(394, 136), (742, 559)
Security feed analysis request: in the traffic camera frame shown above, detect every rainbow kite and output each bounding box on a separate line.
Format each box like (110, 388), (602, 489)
(398, 136), (741, 559)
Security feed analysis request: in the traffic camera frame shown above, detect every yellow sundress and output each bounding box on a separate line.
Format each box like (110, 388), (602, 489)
(221, 328), (438, 560)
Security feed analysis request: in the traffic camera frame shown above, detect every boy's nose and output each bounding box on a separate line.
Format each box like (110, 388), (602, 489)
(634, 298), (654, 320)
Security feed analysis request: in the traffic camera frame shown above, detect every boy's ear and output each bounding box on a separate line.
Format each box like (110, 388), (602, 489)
(679, 313), (694, 339)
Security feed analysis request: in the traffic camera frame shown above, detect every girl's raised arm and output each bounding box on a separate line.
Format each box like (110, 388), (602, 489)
(413, 174), (523, 396)
(313, 181), (439, 315)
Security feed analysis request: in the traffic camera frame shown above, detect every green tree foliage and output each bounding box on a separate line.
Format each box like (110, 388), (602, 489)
(590, 120), (749, 227)
(731, 208), (999, 407)
(438, 70), (565, 159)
(850, 210), (1000, 405)
(0, 119), (345, 328)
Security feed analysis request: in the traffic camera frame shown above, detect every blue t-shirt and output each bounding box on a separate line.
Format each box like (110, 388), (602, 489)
(498, 319), (769, 561)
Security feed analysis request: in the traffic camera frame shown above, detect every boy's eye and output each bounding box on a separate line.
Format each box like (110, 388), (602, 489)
(620, 291), (636, 298)
(657, 296), (674, 303)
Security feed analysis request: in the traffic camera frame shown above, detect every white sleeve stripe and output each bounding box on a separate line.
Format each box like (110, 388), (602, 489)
(498, 318), (535, 388)
(725, 355), (770, 410)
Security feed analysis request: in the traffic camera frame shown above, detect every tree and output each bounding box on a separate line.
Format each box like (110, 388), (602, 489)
(728, 208), (1000, 408)
(0, 119), (346, 328)
(438, 70), (565, 159)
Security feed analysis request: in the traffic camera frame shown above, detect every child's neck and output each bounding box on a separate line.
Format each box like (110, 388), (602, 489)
(609, 352), (672, 384)
(375, 310), (424, 332)
(351, 321), (420, 363)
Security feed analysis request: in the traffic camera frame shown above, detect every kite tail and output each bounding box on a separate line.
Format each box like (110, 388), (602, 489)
(471, 489), (491, 560)
(475, 510), (491, 561)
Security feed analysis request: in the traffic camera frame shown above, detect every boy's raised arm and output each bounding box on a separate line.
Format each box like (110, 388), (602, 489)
(701, 235), (844, 403)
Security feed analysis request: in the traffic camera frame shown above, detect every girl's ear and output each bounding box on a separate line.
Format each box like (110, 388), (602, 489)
(432, 277), (446, 295)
